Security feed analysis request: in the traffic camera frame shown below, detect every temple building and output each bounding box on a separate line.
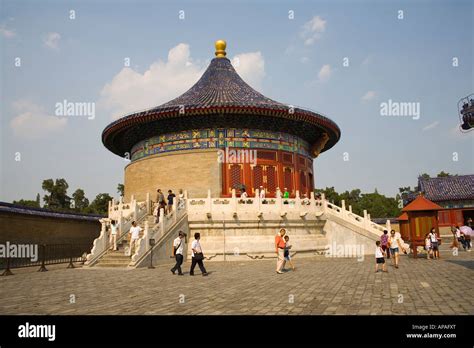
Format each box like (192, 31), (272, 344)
(410, 175), (474, 228)
(102, 40), (340, 201)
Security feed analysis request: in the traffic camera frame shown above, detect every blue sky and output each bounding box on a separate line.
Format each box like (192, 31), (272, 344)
(1, 0), (473, 203)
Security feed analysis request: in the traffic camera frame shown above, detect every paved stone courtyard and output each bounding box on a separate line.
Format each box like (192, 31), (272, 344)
(1, 251), (472, 315)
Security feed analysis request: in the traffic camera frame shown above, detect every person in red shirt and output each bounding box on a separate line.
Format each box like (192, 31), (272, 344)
(275, 228), (287, 274)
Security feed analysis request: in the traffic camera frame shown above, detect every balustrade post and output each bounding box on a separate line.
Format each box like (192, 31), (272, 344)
(231, 189), (237, 213)
(349, 205), (352, 213)
(321, 193), (327, 213)
(207, 189), (212, 214)
(341, 200), (346, 218)
(173, 197), (178, 223)
(146, 192), (151, 215)
(363, 210), (368, 228)
(310, 191), (315, 209)
(159, 209), (165, 238)
(386, 219), (391, 232)
(144, 221), (150, 252)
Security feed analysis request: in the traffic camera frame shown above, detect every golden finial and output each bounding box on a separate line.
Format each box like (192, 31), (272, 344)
(215, 40), (227, 58)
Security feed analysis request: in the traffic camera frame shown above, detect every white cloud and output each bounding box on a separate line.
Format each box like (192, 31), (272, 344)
(318, 64), (332, 82)
(300, 56), (309, 64)
(361, 91), (376, 102)
(43, 32), (61, 50)
(0, 24), (15, 38)
(301, 16), (327, 46)
(100, 43), (266, 120)
(422, 121), (439, 131)
(231, 51), (265, 89)
(10, 100), (67, 139)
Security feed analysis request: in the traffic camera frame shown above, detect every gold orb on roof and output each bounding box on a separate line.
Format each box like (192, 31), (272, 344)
(215, 39), (227, 58)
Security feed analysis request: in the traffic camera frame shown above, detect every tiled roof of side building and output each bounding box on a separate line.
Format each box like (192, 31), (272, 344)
(0, 202), (104, 221)
(419, 175), (474, 202)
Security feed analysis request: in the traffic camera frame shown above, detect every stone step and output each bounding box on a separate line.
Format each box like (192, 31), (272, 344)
(94, 263), (130, 268)
(98, 257), (131, 267)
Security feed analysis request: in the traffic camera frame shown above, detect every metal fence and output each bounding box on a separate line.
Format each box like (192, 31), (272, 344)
(0, 243), (91, 275)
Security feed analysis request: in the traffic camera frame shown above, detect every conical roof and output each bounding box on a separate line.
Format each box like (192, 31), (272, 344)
(402, 194), (443, 212)
(102, 41), (341, 158)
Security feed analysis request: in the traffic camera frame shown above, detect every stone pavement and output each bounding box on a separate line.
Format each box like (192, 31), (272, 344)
(0, 250), (472, 315)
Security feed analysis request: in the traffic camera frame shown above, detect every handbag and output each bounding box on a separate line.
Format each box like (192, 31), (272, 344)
(193, 241), (204, 261)
(193, 252), (204, 261)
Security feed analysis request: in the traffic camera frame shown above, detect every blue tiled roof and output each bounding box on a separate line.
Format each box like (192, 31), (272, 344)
(102, 56), (341, 158)
(419, 175), (474, 202)
(0, 202), (103, 221)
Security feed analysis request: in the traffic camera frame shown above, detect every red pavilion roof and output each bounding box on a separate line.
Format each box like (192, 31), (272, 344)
(402, 194), (442, 212)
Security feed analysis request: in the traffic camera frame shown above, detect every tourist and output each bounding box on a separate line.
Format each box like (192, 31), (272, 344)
(467, 217), (473, 229)
(190, 232), (208, 276)
(156, 189), (165, 222)
(259, 186), (267, 204)
(424, 233), (432, 259)
(178, 189), (185, 210)
(170, 231), (186, 275)
(275, 228), (287, 274)
(128, 221), (142, 256)
(388, 229), (404, 268)
(450, 226), (459, 250)
(283, 188), (289, 204)
(375, 240), (387, 273)
(429, 228), (440, 259)
(302, 193), (310, 205)
(109, 220), (118, 251)
(167, 190), (176, 214)
(283, 235), (296, 271)
(239, 188), (248, 203)
(455, 226), (467, 250)
(380, 230), (390, 259)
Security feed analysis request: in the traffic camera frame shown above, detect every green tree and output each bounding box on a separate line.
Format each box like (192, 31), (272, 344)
(437, 171), (452, 177)
(86, 193), (113, 215)
(13, 199), (40, 208)
(42, 178), (71, 210)
(72, 189), (89, 211)
(117, 184), (125, 197)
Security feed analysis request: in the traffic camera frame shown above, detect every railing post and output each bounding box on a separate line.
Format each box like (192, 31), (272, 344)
(341, 200), (346, 218)
(321, 193), (327, 213)
(386, 219), (391, 232)
(310, 191), (315, 209)
(173, 198), (177, 223)
(144, 221), (150, 252)
(146, 192), (151, 215)
(295, 190), (301, 209)
(207, 189), (212, 214)
(38, 245), (48, 272)
(231, 189), (237, 213)
(349, 205), (352, 213)
(363, 210), (368, 229)
(159, 209), (165, 238)
(67, 244), (75, 269)
(1, 257), (13, 276)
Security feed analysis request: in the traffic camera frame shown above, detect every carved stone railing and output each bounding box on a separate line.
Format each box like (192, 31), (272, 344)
(321, 195), (389, 237)
(130, 196), (187, 265)
(85, 196), (148, 266)
(187, 189), (322, 219)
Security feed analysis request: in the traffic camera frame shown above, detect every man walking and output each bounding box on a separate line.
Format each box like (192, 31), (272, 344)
(275, 228), (287, 274)
(128, 221), (142, 256)
(171, 231), (186, 275)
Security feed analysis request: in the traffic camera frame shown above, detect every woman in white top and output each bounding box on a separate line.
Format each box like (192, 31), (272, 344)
(388, 230), (404, 268)
(109, 220), (118, 251)
(190, 232), (208, 276)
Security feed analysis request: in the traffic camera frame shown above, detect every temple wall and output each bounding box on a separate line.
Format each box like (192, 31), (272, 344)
(124, 149), (221, 202)
(0, 212), (100, 246)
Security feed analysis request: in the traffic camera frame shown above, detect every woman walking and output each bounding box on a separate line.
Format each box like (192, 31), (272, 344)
(190, 232), (208, 276)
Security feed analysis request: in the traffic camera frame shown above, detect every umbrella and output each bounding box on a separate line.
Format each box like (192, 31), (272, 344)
(460, 226), (473, 236)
